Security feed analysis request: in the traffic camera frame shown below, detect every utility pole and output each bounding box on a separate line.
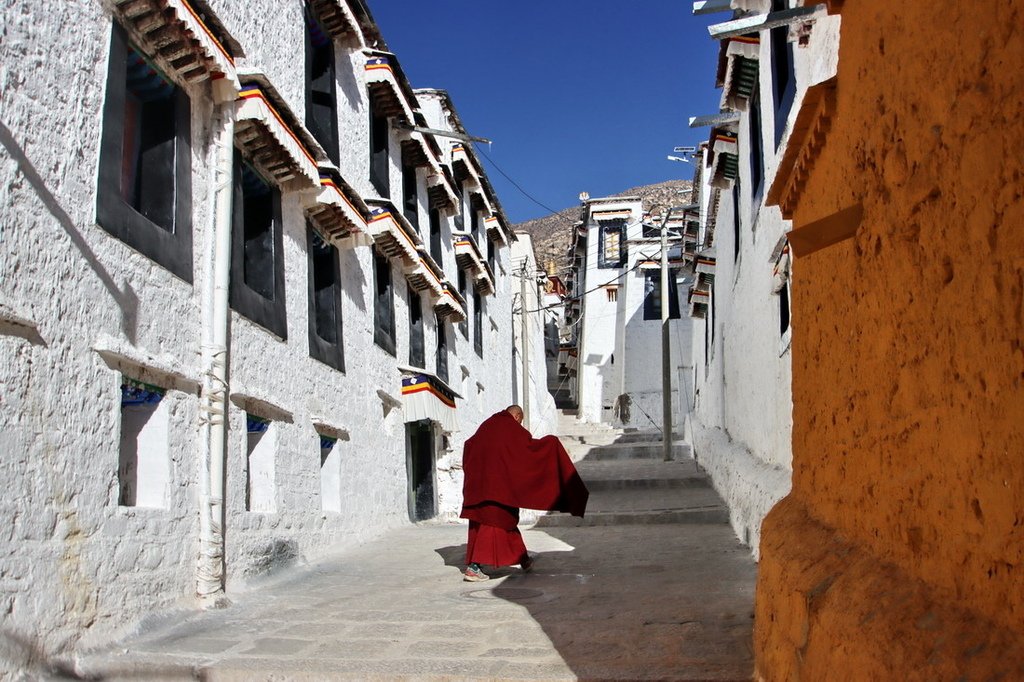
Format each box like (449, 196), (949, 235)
(520, 261), (531, 431)
(660, 209), (674, 462)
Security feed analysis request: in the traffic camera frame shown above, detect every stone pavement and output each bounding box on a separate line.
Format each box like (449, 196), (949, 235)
(77, 427), (756, 681)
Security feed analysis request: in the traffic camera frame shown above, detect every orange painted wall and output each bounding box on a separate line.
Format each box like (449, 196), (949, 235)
(755, 0), (1024, 677)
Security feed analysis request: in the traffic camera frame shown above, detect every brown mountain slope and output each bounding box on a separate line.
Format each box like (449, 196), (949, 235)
(513, 179), (693, 274)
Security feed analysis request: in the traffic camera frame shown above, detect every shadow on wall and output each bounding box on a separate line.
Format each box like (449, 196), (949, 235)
(0, 120), (140, 344)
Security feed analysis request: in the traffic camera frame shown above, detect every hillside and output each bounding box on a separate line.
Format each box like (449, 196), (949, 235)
(513, 179), (693, 274)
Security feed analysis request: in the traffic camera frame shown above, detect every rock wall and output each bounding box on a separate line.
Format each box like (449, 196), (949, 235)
(755, 0), (1024, 676)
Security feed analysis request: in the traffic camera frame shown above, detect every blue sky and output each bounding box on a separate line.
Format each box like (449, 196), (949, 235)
(369, 2), (723, 224)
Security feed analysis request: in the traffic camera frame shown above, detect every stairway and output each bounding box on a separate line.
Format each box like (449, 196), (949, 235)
(539, 410), (730, 528)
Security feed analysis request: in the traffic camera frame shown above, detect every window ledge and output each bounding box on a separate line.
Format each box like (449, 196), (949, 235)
(229, 387), (294, 423)
(93, 334), (200, 394)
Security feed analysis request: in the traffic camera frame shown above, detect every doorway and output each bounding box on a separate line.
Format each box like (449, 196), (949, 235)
(405, 419), (436, 521)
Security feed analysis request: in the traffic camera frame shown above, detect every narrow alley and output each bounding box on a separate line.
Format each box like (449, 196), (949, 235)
(77, 412), (755, 681)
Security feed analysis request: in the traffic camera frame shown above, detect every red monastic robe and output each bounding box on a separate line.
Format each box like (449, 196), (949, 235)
(460, 411), (589, 566)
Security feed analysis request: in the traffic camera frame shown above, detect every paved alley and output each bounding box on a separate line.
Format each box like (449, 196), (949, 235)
(78, 418), (756, 681)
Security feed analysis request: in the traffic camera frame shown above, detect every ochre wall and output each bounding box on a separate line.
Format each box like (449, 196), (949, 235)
(755, 0), (1024, 678)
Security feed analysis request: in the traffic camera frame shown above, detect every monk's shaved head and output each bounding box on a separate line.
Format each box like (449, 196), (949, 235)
(506, 405), (524, 423)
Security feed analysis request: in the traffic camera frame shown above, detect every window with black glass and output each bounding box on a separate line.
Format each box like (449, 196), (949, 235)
(458, 269), (469, 338)
(428, 208), (443, 264)
(771, 0), (797, 147)
(408, 285), (425, 368)
(97, 23), (192, 282)
(453, 179), (465, 231)
(372, 247), (396, 355)
(230, 152), (286, 338)
(733, 179), (742, 263)
(748, 84), (764, 200)
(305, 9), (338, 165)
(470, 209), (480, 241)
(369, 104), (389, 197)
(598, 221), (626, 269)
(487, 238), (495, 270)
(436, 314), (449, 384)
(779, 281), (791, 336)
(307, 224), (344, 371)
(642, 270), (681, 320)
(473, 289), (483, 357)
(402, 160), (419, 232)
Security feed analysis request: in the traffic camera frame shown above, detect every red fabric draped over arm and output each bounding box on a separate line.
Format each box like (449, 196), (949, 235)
(460, 411), (589, 521)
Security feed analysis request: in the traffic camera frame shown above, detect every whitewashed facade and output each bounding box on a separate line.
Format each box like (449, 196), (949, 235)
(509, 234), (559, 439)
(685, 1), (842, 556)
(564, 197), (692, 431)
(0, 0), (518, 662)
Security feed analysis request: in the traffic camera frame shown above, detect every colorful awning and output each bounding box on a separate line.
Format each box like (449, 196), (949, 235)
(401, 372), (459, 433)
(111, 0), (240, 94)
(453, 236), (495, 296)
(436, 281), (467, 324)
(364, 199), (421, 265)
(721, 54), (760, 112)
(397, 129), (459, 211)
(364, 51), (416, 123)
(451, 145), (495, 216)
(592, 209), (633, 221)
(708, 128), (740, 190)
(407, 247), (446, 299)
(485, 216), (509, 247)
(236, 78), (321, 190)
(696, 248), (717, 277)
(305, 168), (371, 247)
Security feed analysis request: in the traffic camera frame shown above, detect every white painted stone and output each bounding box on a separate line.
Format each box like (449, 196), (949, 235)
(0, 0), (523, 664)
(687, 14), (842, 556)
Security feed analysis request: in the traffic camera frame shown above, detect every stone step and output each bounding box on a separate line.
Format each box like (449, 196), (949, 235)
(583, 442), (691, 461)
(584, 476), (710, 491)
(610, 431), (671, 444)
(533, 506), (729, 527)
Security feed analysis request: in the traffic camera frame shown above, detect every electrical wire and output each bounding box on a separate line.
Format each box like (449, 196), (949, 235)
(517, 247), (666, 314)
(473, 143), (563, 216)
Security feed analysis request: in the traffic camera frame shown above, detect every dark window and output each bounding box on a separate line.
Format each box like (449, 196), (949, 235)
(305, 11), (338, 165)
(473, 289), (483, 357)
(402, 161), (419, 231)
(408, 285), (425, 368)
(598, 221), (626, 268)
(97, 23), (192, 282)
(487, 238), (495, 270)
(458, 269), (469, 338)
(369, 104), (389, 197)
(733, 180), (742, 263)
(373, 247), (396, 355)
(642, 269), (681, 320)
(453, 178), (465, 232)
(771, 0), (797, 146)
(749, 84), (764, 201)
(230, 152), (286, 338)
(307, 224), (344, 371)
(429, 208), (443, 264)
(470, 209), (480, 241)
(436, 314), (449, 384)
(779, 281), (791, 335)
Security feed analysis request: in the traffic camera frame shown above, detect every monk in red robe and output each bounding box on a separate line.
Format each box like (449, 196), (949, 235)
(460, 405), (589, 581)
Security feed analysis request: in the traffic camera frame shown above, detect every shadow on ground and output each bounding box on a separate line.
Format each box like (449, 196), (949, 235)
(435, 523), (755, 679)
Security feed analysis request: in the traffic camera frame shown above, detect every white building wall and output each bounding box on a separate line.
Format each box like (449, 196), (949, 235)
(688, 14), (842, 557)
(510, 234), (558, 439)
(0, 0), (516, 663)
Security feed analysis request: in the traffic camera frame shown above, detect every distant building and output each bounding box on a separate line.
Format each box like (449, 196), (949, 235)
(0, 0), (519, 661)
(564, 197), (692, 430)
